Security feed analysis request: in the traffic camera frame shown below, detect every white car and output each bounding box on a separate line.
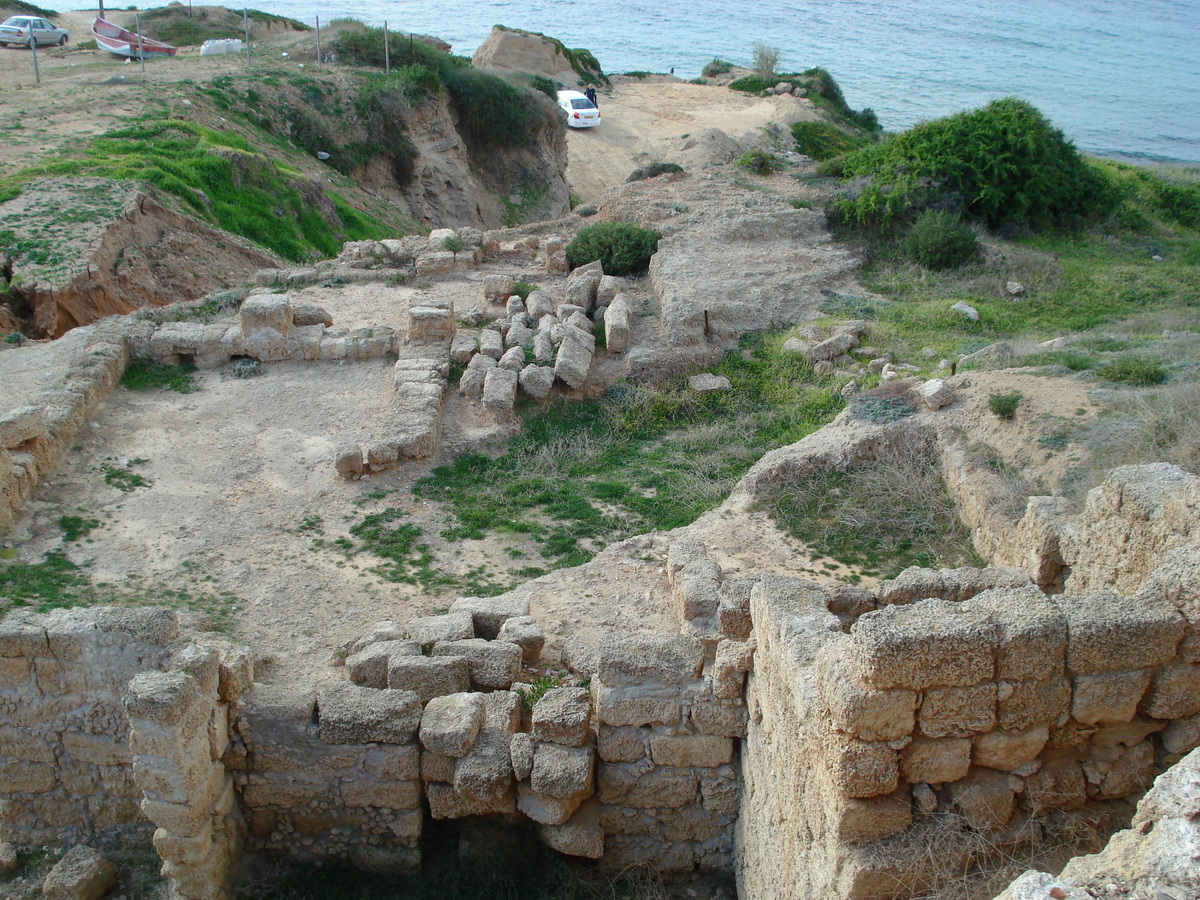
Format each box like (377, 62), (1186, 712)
(0, 16), (69, 48)
(557, 90), (601, 128)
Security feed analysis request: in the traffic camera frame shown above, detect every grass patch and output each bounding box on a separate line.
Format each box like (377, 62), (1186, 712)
(518, 672), (566, 710)
(735, 148), (777, 176)
(58, 514), (101, 542)
(851, 383), (918, 424)
(121, 360), (198, 393)
(415, 333), (843, 570)
(765, 452), (981, 580)
(102, 458), (151, 492)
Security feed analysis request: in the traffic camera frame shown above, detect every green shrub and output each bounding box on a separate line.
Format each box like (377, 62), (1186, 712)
(791, 121), (870, 161)
(728, 75), (767, 94)
(626, 161), (684, 182)
(702, 58), (731, 78)
(565, 222), (661, 276)
(575, 205), (598, 217)
(512, 280), (537, 301)
(443, 67), (535, 146)
(902, 211), (980, 270)
(736, 148), (777, 176)
(834, 98), (1114, 230)
(752, 44), (779, 83)
(852, 384), (917, 424)
(529, 75), (556, 99)
(800, 67), (879, 132)
(1096, 355), (1168, 386)
(988, 391), (1023, 419)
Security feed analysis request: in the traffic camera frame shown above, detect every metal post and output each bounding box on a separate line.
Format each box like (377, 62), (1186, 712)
(29, 31), (39, 84)
(315, 15), (320, 68)
(135, 11), (146, 80)
(383, 20), (389, 75)
(243, 8), (251, 66)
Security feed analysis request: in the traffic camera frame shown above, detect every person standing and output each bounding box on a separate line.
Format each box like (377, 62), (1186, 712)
(584, 85), (598, 108)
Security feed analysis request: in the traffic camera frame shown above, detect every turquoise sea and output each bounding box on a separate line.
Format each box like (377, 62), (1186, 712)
(51, 0), (1200, 163)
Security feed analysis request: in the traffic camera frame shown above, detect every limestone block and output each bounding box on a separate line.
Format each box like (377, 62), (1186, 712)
(458, 353), (496, 399)
(711, 639), (754, 700)
(346, 640), (421, 689)
(483, 690), (522, 733)
(1046, 719), (1099, 752)
(1091, 717), (1165, 749)
(598, 725), (645, 763)
(1083, 740), (1155, 800)
(347, 623), (411, 658)
(604, 294), (632, 354)
(531, 742), (594, 800)
(965, 587), (1067, 681)
(973, 726), (1049, 772)
(1071, 670), (1152, 725)
(650, 734), (733, 768)
(817, 642), (917, 742)
(362, 743), (421, 782)
(598, 633), (705, 687)
(947, 769), (1018, 832)
(993, 872), (1092, 900)
(420, 692), (487, 758)
(0, 726), (56, 763)
(919, 683), (998, 738)
(407, 613), (474, 648)
(1055, 590), (1184, 675)
(387, 655), (470, 704)
(483, 274), (515, 302)
(519, 364), (556, 399)
(0, 759), (56, 792)
(915, 378), (953, 410)
(450, 334), (477, 364)
(532, 687), (592, 747)
(565, 261), (603, 309)
(426, 781), (515, 818)
(334, 443), (364, 478)
(0, 656), (30, 690)
(408, 305), (454, 343)
(691, 697), (748, 738)
(806, 331), (856, 362)
(658, 802), (727, 844)
(433, 639), (522, 690)
(554, 333), (593, 388)
(899, 737), (972, 784)
(594, 683), (681, 728)
(505, 296), (527, 319)
(240, 294), (292, 334)
(506, 322), (534, 350)
(698, 765), (741, 816)
(829, 789), (913, 843)
(0, 842), (17, 874)
(498, 346), (526, 372)
(40, 845), (115, 900)
(850, 599), (997, 690)
(0, 406), (45, 448)
(125, 670), (202, 728)
(479, 328), (504, 360)
(533, 331), (555, 365)
(527, 290), (555, 321)
(318, 682), (422, 744)
(1142, 662), (1200, 719)
(451, 727), (514, 805)
(1022, 759), (1086, 814)
(595, 275), (621, 307)
(496, 616), (545, 666)
(518, 781), (587, 824)
(342, 778), (421, 810)
(717, 589), (753, 641)
(421, 751), (455, 783)
(482, 366), (519, 415)
(539, 799), (604, 859)
(997, 677), (1071, 731)
(511, 732), (534, 781)
(1160, 715), (1200, 757)
(597, 761), (697, 808)
(827, 734), (899, 798)
(450, 595), (530, 639)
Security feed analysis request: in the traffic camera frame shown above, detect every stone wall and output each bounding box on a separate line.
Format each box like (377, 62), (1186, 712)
(0, 607), (178, 849)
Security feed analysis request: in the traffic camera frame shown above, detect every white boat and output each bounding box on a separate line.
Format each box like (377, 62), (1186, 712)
(91, 16), (177, 59)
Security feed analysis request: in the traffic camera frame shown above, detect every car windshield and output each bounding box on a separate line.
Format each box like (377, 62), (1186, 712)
(569, 99), (596, 110)
(5, 18), (31, 27)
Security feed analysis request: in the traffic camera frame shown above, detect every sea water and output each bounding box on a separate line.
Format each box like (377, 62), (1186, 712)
(51, 0), (1200, 163)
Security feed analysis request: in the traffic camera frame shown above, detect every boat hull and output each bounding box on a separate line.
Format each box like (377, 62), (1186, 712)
(91, 17), (177, 59)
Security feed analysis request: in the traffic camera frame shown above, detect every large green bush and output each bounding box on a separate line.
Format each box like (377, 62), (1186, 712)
(835, 98), (1114, 230)
(565, 223), (661, 275)
(791, 121), (868, 161)
(442, 67), (536, 146)
(902, 210), (980, 270)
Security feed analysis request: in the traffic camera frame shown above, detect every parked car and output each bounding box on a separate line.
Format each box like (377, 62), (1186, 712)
(0, 16), (69, 48)
(556, 90), (601, 129)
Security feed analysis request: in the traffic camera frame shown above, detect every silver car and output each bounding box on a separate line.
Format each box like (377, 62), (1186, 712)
(0, 16), (69, 48)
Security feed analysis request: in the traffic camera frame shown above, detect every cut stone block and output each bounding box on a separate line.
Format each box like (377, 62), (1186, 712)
(899, 737), (972, 785)
(518, 781), (586, 825)
(1055, 590), (1184, 675)
(420, 692), (487, 758)
(972, 726), (1049, 772)
(532, 687), (591, 747)
(997, 677), (1071, 731)
(1022, 759), (1086, 815)
(649, 734), (733, 768)
(553, 333), (593, 388)
(947, 769), (1018, 832)
(531, 742), (594, 800)
(387, 655), (470, 704)
(1071, 670), (1152, 725)
(450, 596), (530, 639)
(518, 364), (555, 400)
(827, 734), (899, 798)
(539, 799), (604, 859)
(965, 587), (1067, 681)
(510, 732), (534, 781)
(433, 639), (522, 690)
(919, 683), (998, 738)
(317, 682), (422, 744)
(40, 845), (115, 900)
(598, 633), (705, 687)
(817, 641), (917, 742)
(481, 367), (518, 413)
(496, 615), (545, 665)
(407, 613), (474, 648)
(345, 640), (421, 689)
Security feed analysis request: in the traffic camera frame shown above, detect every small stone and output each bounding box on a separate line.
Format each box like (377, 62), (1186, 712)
(688, 373), (731, 392)
(951, 301), (980, 322)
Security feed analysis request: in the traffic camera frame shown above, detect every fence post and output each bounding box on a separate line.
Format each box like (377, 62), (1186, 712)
(243, 8), (251, 66)
(29, 31), (39, 84)
(135, 11), (146, 80)
(315, 15), (321, 68)
(383, 20), (389, 75)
